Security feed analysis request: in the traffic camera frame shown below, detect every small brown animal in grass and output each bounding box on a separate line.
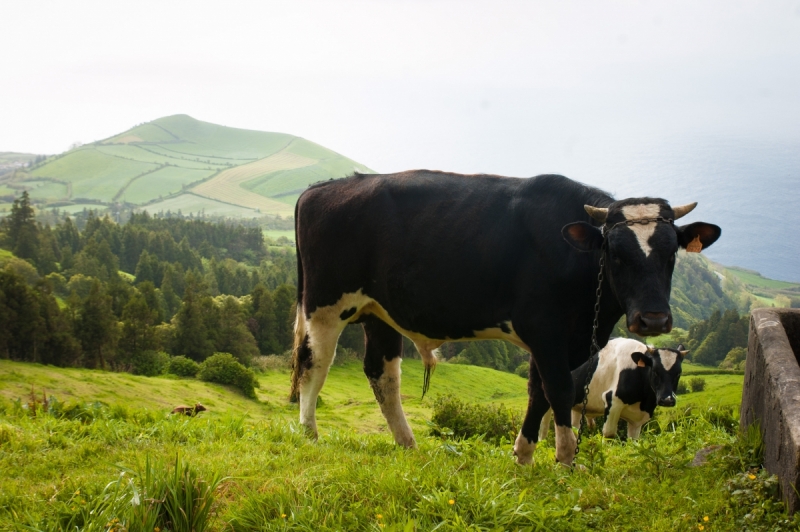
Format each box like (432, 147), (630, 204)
(171, 403), (207, 416)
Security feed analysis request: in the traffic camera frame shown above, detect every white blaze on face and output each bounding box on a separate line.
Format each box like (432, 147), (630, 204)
(621, 204), (662, 257)
(657, 349), (678, 371)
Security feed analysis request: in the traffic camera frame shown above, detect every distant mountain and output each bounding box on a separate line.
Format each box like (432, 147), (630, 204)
(0, 115), (373, 217)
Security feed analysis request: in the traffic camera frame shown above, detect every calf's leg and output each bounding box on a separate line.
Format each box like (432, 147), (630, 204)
(363, 316), (415, 447)
(602, 391), (625, 438)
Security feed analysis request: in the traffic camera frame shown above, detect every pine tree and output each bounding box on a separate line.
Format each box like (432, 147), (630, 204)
(75, 280), (116, 369)
(6, 191), (39, 262)
(249, 284), (280, 355)
(120, 291), (156, 360)
(273, 284), (296, 351)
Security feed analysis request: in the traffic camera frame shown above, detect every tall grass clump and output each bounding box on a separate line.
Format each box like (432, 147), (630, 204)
(197, 353), (259, 398)
(429, 394), (521, 443)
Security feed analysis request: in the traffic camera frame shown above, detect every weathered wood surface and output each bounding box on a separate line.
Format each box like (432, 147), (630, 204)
(741, 308), (800, 513)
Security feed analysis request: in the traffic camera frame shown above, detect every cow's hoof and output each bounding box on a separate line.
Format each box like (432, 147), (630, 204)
(513, 432), (536, 465)
(554, 425), (577, 465)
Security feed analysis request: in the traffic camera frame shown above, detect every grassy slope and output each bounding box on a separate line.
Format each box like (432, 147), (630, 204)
(0, 359), (529, 434)
(3, 115), (372, 215)
(2, 360), (787, 531)
(0, 358), (741, 435)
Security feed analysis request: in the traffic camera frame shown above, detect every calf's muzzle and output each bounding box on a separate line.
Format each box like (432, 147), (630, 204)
(658, 394), (676, 407)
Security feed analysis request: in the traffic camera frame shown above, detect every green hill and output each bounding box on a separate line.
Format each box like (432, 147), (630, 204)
(0, 115), (373, 217)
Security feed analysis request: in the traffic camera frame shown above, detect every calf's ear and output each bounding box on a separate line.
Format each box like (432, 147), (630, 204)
(631, 352), (653, 368)
(676, 222), (721, 252)
(562, 222), (603, 252)
(678, 349), (689, 359)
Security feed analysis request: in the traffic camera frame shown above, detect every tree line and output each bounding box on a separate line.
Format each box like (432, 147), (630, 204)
(0, 191), (297, 372)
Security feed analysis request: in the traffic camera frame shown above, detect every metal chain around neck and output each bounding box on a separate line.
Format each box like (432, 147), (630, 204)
(573, 215), (673, 459)
(575, 237), (606, 457)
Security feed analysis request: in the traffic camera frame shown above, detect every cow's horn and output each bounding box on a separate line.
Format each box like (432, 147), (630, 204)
(672, 202), (697, 220)
(584, 205), (608, 223)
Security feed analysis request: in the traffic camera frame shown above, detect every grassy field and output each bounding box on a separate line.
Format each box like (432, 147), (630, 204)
(1, 358), (792, 531)
(143, 193), (261, 218)
(119, 167), (216, 204)
(0, 115), (372, 215)
(726, 267), (800, 290)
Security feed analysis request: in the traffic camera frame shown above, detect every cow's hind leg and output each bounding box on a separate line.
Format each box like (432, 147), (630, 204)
(363, 315), (415, 447)
(295, 309), (345, 439)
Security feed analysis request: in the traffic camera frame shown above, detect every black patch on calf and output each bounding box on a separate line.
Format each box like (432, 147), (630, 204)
(340, 307), (357, 321)
(499, 322), (511, 334)
(604, 391), (613, 417)
(615, 367), (658, 416)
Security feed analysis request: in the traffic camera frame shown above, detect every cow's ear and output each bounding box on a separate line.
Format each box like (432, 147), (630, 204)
(676, 222), (721, 252)
(562, 222), (603, 252)
(678, 349), (690, 359)
(631, 352), (653, 368)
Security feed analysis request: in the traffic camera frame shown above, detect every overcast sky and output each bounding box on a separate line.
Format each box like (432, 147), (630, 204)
(2, 0), (799, 177)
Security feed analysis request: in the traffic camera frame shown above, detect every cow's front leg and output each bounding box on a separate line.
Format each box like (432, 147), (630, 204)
(536, 354), (578, 466)
(514, 355), (550, 465)
(363, 316), (415, 447)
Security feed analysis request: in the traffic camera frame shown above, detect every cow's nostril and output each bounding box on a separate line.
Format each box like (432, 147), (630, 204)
(640, 312), (672, 334)
(658, 396), (676, 407)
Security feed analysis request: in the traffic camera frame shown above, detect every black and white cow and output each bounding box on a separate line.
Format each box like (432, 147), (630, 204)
(290, 171), (720, 466)
(538, 337), (688, 441)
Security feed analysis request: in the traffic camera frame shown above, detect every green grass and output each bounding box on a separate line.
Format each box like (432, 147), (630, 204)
(263, 229), (296, 242)
(726, 267), (800, 289)
(0, 248), (14, 264)
(57, 203), (109, 215)
(142, 193), (261, 218)
(1, 358), (793, 531)
(120, 167), (215, 204)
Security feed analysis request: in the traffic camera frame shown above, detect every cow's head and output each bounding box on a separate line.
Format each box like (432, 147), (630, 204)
(631, 345), (689, 407)
(562, 199), (721, 336)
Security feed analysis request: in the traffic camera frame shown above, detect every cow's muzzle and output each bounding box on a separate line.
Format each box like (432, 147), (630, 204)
(658, 394), (676, 407)
(628, 312), (673, 336)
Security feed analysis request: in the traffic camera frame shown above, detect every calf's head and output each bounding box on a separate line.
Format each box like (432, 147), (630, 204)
(563, 198), (721, 336)
(631, 346), (688, 407)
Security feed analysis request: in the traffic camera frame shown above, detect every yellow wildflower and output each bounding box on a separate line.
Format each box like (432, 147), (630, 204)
(748, 474), (756, 480)
(376, 514), (383, 519)
(281, 514), (287, 519)
(448, 499), (455, 505)
(699, 526), (704, 531)
(703, 516), (709, 522)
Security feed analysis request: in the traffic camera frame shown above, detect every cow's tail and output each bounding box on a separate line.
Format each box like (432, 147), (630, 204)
(421, 348), (439, 399)
(289, 305), (306, 402)
(289, 201), (306, 402)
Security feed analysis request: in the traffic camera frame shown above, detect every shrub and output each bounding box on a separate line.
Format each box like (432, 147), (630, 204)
(514, 362), (529, 378)
(689, 377), (706, 392)
(198, 353), (259, 399)
(168, 356), (200, 377)
(676, 380), (689, 394)
(430, 394), (521, 444)
(131, 350), (170, 377)
(249, 354), (291, 372)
